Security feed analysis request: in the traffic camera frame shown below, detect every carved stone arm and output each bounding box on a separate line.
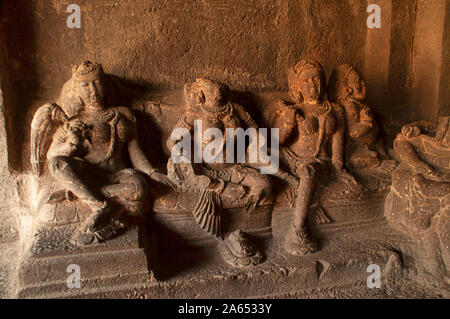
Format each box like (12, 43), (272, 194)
(46, 119), (87, 159)
(128, 138), (177, 188)
(233, 103), (258, 129)
(128, 138), (157, 176)
(402, 121), (437, 136)
(331, 106), (346, 171)
(264, 100), (297, 145)
(166, 113), (195, 151)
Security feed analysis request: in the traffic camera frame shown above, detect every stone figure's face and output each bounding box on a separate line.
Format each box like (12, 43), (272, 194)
(199, 84), (223, 109)
(298, 68), (323, 103)
(347, 71), (366, 101)
(76, 74), (106, 109)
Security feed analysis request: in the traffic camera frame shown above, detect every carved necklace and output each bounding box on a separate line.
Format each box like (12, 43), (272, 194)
(85, 108), (119, 166)
(201, 102), (232, 119)
(294, 100), (332, 158)
(85, 107), (116, 123)
(304, 101), (330, 118)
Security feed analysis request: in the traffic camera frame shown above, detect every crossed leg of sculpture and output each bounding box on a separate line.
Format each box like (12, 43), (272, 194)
(285, 162), (320, 256)
(48, 156), (147, 246)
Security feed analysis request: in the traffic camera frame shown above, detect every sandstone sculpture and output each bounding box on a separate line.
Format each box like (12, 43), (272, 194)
(386, 109), (449, 282)
(264, 59), (362, 256)
(164, 78), (273, 267)
(21, 58), (448, 297)
(328, 64), (392, 171)
(386, 113), (449, 230)
(30, 61), (172, 246)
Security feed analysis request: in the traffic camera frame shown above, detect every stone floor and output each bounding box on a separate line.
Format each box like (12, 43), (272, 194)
(16, 208), (448, 298)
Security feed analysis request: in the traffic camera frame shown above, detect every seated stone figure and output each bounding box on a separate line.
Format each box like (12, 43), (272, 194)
(165, 78), (273, 267)
(328, 64), (395, 180)
(264, 59), (363, 256)
(31, 61), (172, 246)
(386, 110), (449, 282)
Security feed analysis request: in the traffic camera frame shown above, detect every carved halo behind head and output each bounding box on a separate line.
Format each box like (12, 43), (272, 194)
(287, 58), (326, 103)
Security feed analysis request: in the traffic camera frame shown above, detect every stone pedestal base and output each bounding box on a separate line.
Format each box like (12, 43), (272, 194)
(18, 225), (153, 298)
(48, 216), (428, 299)
(18, 193), (447, 298)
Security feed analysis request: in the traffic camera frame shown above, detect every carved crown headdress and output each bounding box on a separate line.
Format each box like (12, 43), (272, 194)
(71, 61), (104, 80)
(184, 78), (226, 109)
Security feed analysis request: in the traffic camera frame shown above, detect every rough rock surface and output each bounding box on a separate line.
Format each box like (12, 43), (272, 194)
(0, 0), (449, 298)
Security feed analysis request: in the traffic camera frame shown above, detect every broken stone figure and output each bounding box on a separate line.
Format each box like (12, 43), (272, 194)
(386, 109), (449, 280)
(328, 64), (396, 181)
(31, 61), (172, 246)
(265, 59), (362, 256)
(166, 78), (273, 267)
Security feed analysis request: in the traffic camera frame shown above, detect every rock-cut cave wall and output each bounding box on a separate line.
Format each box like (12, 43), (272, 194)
(0, 0), (448, 298)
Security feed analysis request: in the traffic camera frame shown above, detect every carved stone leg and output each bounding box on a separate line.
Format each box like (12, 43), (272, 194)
(293, 163), (320, 228)
(48, 156), (106, 209)
(102, 169), (149, 216)
(47, 156), (131, 246)
(74, 170), (148, 246)
(285, 162), (319, 256)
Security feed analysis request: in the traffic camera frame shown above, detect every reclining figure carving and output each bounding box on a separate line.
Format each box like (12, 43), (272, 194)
(394, 116), (450, 182)
(388, 113), (449, 229)
(386, 110), (449, 279)
(30, 61), (172, 246)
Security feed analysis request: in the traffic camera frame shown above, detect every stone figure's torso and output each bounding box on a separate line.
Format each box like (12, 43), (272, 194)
(183, 104), (248, 170)
(289, 102), (338, 161)
(78, 108), (132, 172)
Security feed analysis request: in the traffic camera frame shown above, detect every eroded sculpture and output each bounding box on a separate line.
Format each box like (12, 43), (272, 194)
(388, 112), (449, 228)
(265, 59), (363, 256)
(30, 61), (172, 246)
(165, 78), (273, 267)
(385, 109), (449, 281)
(328, 64), (394, 175)
(24, 56), (449, 298)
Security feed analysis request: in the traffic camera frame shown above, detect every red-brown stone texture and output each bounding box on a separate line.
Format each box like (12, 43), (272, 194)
(0, 0), (448, 298)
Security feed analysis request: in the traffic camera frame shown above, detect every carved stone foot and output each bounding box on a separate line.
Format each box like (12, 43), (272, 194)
(84, 200), (111, 231)
(218, 230), (263, 268)
(285, 226), (318, 256)
(70, 200), (126, 247)
(70, 218), (126, 246)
